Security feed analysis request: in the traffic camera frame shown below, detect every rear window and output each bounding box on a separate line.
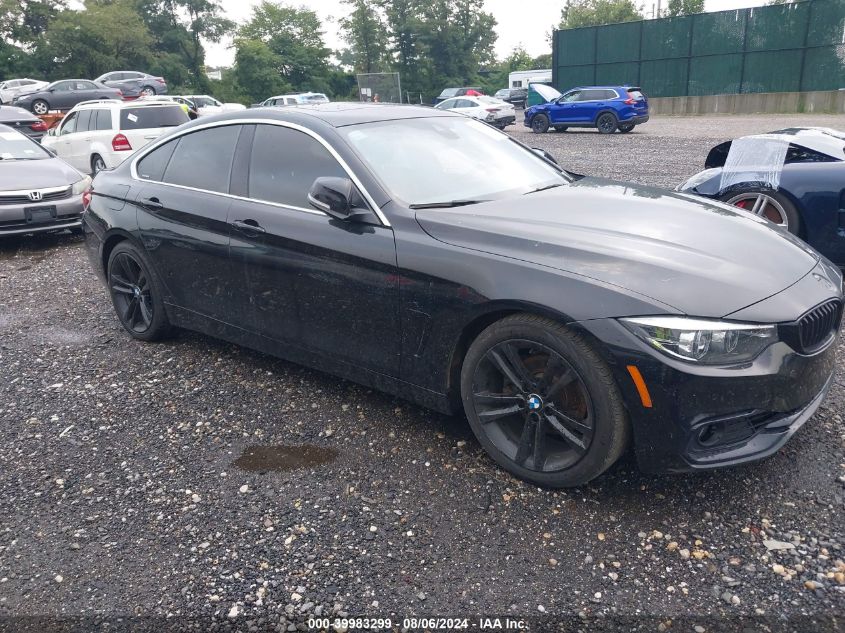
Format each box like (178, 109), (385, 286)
(120, 106), (189, 130)
(302, 94), (328, 103)
(438, 88), (459, 99)
(627, 90), (645, 100)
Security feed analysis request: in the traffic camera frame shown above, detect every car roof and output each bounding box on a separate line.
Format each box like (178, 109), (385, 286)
(74, 99), (181, 110)
(190, 103), (459, 128)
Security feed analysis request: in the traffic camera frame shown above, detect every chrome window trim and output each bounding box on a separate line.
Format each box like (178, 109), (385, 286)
(0, 184), (70, 197)
(129, 118), (390, 227)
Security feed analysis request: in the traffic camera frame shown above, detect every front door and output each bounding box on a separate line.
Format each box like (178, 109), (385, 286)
(550, 90), (581, 124)
(228, 123), (401, 377)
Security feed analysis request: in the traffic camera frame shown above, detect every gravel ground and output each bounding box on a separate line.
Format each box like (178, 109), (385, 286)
(1, 114), (845, 632)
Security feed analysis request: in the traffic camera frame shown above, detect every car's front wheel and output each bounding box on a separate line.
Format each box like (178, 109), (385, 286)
(461, 314), (630, 487)
(531, 114), (550, 134)
(721, 188), (801, 235)
(31, 99), (49, 115)
(107, 242), (171, 341)
(596, 112), (618, 134)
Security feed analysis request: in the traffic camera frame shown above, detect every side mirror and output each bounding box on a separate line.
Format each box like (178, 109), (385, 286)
(308, 177), (370, 221)
(47, 87), (55, 93)
(532, 148), (558, 165)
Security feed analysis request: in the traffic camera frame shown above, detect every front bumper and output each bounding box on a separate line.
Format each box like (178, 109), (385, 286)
(577, 314), (839, 475)
(0, 195), (84, 235)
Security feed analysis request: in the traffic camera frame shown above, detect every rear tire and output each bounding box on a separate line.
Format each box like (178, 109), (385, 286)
(91, 154), (106, 175)
(460, 314), (630, 487)
(140, 86), (156, 96)
(531, 114), (550, 134)
(596, 112), (618, 134)
(107, 242), (171, 342)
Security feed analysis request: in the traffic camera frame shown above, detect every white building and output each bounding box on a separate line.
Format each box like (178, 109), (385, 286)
(508, 69), (552, 89)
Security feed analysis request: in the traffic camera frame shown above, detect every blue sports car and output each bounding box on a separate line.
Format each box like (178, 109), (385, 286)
(678, 128), (845, 267)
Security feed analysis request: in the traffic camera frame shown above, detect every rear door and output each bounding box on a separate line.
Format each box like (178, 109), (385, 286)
(134, 124), (244, 322)
(627, 87), (649, 116)
(576, 89), (607, 123)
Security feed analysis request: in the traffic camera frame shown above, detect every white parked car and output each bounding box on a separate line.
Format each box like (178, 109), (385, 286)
(258, 92), (330, 107)
(0, 78), (48, 104)
(434, 95), (516, 130)
(42, 99), (190, 174)
(182, 95), (246, 117)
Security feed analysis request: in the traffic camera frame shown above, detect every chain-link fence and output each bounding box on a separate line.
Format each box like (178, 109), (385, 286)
(552, 0), (845, 97)
(356, 73), (403, 103)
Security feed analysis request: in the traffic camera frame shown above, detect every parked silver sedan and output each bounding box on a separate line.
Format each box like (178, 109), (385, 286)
(0, 124), (90, 236)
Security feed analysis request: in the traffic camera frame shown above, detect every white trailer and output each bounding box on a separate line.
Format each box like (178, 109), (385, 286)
(508, 69), (552, 89)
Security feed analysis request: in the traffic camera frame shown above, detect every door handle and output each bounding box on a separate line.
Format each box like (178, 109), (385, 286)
(140, 196), (163, 211)
(232, 219), (266, 234)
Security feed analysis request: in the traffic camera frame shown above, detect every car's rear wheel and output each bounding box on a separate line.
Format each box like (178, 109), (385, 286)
(618, 123), (635, 133)
(721, 188), (800, 235)
(461, 314), (629, 487)
(107, 242), (171, 341)
(596, 112), (618, 134)
(91, 154), (106, 175)
(140, 86), (156, 96)
(531, 114), (550, 134)
(553, 126), (568, 132)
(31, 99), (49, 115)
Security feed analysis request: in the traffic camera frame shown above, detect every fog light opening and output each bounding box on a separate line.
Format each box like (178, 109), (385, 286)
(697, 423), (722, 447)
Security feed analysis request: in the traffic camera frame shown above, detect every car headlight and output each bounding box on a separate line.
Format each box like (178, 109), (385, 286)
(620, 316), (777, 364)
(71, 175), (92, 195)
(675, 168), (720, 192)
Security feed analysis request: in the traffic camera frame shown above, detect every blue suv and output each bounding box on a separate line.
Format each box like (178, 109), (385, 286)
(524, 85), (649, 134)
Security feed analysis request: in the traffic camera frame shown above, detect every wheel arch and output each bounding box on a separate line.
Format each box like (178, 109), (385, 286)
(100, 229), (140, 275)
(445, 301), (579, 411)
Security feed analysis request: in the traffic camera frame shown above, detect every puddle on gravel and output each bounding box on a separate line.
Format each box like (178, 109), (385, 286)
(234, 444), (339, 473)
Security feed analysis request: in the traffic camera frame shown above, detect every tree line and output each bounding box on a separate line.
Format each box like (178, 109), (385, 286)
(1, 0), (704, 105)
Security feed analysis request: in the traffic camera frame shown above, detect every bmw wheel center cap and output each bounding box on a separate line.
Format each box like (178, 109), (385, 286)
(527, 394), (543, 411)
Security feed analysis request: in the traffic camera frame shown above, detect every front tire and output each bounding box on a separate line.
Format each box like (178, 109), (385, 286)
(460, 314), (630, 487)
(721, 188), (801, 235)
(596, 112), (618, 134)
(107, 242), (171, 341)
(31, 99), (49, 115)
(531, 114), (550, 134)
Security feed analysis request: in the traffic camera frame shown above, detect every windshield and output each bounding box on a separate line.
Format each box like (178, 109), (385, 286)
(341, 117), (569, 207)
(120, 106), (189, 130)
(0, 129), (50, 160)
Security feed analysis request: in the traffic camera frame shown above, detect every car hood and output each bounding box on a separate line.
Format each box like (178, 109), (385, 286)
(414, 177), (820, 318)
(0, 157), (82, 190)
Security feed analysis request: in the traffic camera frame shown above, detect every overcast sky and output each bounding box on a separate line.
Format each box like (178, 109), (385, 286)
(206, 0), (770, 67)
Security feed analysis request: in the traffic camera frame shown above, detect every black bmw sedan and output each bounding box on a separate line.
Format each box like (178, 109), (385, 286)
(81, 104), (843, 487)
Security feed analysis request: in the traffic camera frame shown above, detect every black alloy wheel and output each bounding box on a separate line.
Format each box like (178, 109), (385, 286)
(596, 112), (618, 134)
(531, 113), (550, 134)
(461, 314), (629, 487)
(107, 242), (170, 341)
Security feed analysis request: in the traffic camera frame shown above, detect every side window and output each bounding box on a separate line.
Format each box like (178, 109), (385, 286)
(455, 99), (474, 108)
(604, 90), (618, 100)
(94, 109), (113, 131)
(561, 90), (580, 102)
(60, 112), (78, 135)
(77, 81), (96, 90)
(248, 124), (346, 209)
(53, 82), (71, 92)
(76, 109), (92, 132)
(7, 80), (19, 88)
(286, 98), (297, 105)
(513, 80), (522, 87)
(162, 125), (241, 193)
(137, 139), (178, 181)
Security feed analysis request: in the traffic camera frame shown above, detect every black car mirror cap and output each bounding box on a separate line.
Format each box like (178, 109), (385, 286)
(308, 177), (371, 222)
